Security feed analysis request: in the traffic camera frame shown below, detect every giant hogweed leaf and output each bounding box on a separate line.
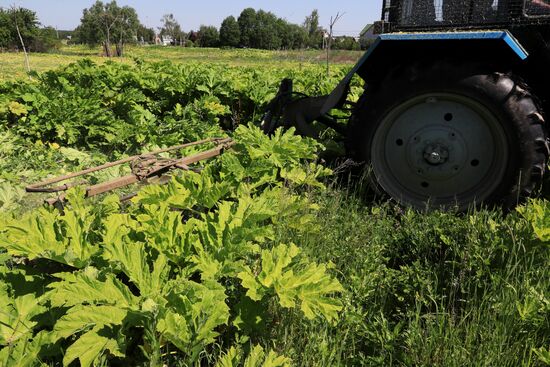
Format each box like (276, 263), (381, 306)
(172, 169), (232, 209)
(102, 213), (137, 247)
(103, 233), (170, 298)
(278, 262), (344, 322)
(0, 330), (52, 367)
(135, 204), (190, 259)
(189, 250), (227, 281)
(156, 310), (191, 351)
(0, 182), (25, 212)
(161, 279), (229, 355)
(48, 267), (138, 308)
(49, 273), (135, 365)
(236, 243), (300, 302)
(518, 199), (550, 243)
(234, 124), (320, 166)
(238, 244), (343, 322)
(261, 188), (320, 231)
(215, 346), (242, 367)
(134, 168), (231, 210)
(244, 345), (292, 367)
(224, 124), (330, 194)
(280, 163), (331, 189)
(219, 153), (246, 182)
(1, 200), (99, 268)
(0, 292), (45, 345)
(1, 209), (66, 263)
(189, 194), (279, 279)
(215, 345), (291, 367)
(53, 305), (128, 340)
(62, 329), (124, 367)
(534, 346), (550, 366)
(133, 176), (195, 208)
(259, 243), (300, 289)
(211, 193), (277, 248)
(59, 208), (97, 267)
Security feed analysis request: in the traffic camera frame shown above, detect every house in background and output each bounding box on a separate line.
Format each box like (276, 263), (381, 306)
(161, 35), (173, 46)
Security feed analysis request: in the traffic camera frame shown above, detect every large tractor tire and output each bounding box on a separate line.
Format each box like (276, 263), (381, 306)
(347, 63), (549, 210)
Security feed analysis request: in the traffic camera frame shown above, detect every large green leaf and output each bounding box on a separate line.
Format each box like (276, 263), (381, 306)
(244, 345), (291, 367)
(62, 329), (124, 367)
(1, 209), (67, 263)
(0, 292), (45, 345)
(103, 232), (170, 298)
(215, 345), (291, 367)
(0, 330), (52, 367)
(48, 267), (138, 308)
(162, 279), (230, 355)
(238, 244), (343, 322)
(53, 304), (128, 340)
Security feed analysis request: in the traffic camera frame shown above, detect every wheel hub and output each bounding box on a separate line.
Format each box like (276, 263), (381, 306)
(423, 144), (449, 165)
(407, 125), (468, 181)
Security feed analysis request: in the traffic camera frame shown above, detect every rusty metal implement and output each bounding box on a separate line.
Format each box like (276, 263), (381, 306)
(26, 137), (235, 205)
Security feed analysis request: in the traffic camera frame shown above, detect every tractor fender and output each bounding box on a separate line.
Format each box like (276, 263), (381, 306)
(321, 31), (529, 114)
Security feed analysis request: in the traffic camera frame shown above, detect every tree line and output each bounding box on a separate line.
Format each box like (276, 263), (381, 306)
(175, 8), (360, 50)
(2, 1), (362, 55)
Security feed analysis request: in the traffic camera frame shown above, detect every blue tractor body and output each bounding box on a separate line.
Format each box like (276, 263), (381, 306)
(322, 30), (531, 115)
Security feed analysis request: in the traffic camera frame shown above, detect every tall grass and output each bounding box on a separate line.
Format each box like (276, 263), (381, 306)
(266, 182), (550, 366)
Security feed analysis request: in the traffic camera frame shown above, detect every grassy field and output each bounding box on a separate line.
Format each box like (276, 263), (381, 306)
(0, 47), (549, 366)
(0, 45), (363, 81)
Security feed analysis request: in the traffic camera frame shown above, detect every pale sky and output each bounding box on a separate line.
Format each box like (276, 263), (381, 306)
(0, 0), (382, 36)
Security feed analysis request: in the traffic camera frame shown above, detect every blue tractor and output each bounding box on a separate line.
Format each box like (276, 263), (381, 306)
(262, 0), (550, 210)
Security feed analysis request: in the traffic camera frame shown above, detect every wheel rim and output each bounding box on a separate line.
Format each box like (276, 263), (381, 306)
(370, 92), (509, 210)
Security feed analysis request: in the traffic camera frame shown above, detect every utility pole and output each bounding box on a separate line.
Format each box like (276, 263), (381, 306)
(326, 12), (345, 77)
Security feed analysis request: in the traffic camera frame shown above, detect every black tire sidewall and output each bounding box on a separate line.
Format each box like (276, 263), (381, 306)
(348, 66), (545, 208)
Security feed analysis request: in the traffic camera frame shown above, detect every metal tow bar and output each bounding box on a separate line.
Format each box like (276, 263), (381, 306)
(26, 138), (235, 205)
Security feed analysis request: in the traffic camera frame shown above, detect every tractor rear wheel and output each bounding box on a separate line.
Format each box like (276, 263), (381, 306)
(347, 64), (549, 210)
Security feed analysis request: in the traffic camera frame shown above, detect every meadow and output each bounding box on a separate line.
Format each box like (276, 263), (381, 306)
(0, 45), (363, 81)
(0, 46), (549, 367)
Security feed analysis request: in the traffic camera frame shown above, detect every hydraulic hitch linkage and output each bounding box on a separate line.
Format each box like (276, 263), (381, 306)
(260, 78), (349, 138)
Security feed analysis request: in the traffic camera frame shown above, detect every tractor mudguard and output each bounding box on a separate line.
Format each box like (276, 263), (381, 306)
(320, 30), (529, 115)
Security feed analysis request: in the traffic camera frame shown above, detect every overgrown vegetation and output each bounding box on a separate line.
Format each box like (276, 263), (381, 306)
(0, 125), (340, 366)
(270, 190), (550, 366)
(0, 55), (549, 366)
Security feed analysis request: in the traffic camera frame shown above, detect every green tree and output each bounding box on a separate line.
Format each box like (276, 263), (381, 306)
(197, 25), (219, 47)
(303, 9), (324, 48)
(238, 8), (257, 48)
(113, 6), (139, 56)
(0, 7), (58, 54)
(74, 1), (139, 57)
(137, 24), (155, 44)
(0, 7), (38, 50)
(219, 16), (240, 48)
(33, 26), (61, 52)
(254, 10), (281, 50)
(282, 22), (307, 49)
(160, 14), (183, 45)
